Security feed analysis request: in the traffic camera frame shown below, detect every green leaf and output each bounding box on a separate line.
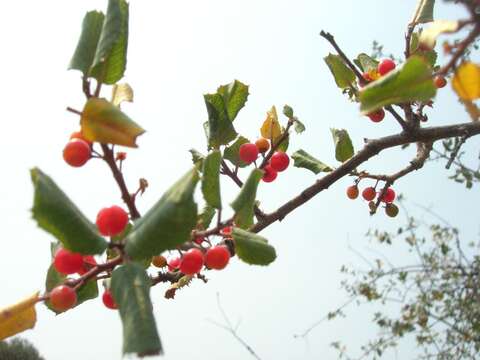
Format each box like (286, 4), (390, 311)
(355, 53), (378, 72)
(411, 0), (435, 24)
(331, 129), (354, 162)
(294, 119), (306, 134)
(204, 93), (238, 149)
(198, 204), (216, 229)
(201, 150), (222, 209)
(217, 80), (249, 122)
(125, 168), (199, 260)
(44, 264), (98, 314)
(68, 11), (105, 75)
(111, 263), (162, 357)
(276, 131), (289, 152)
(232, 228), (276, 266)
(223, 136), (250, 168)
(230, 169), (263, 229)
(283, 105), (294, 118)
(189, 149), (205, 169)
(359, 56), (436, 114)
(30, 168), (107, 255)
(81, 98), (145, 148)
(324, 54), (356, 89)
(90, 0), (129, 84)
(291, 150), (332, 174)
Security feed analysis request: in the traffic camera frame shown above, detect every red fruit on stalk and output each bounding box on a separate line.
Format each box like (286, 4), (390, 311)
(262, 165), (277, 183)
(167, 257), (181, 272)
(179, 249), (204, 275)
(70, 131), (92, 146)
(270, 152), (290, 172)
(205, 246), (230, 270)
(434, 76), (447, 88)
(63, 139), (91, 167)
(367, 109), (385, 123)
(54, 248), (84, 275)
(379, 187), (396, 203)
(102, 290), (118, 310)
(346, 185), (359, 200)
(239, 143), (259, 164)
(378, 58), (396, 76)
(255, 138), (270, 153)
(77, 255), (97, 275)
(96, 206), (129, 237)
(50, 285), (77, 312)
(362, 187), (376, 201)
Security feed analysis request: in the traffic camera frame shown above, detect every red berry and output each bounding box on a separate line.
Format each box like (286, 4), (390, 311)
(262, 165), (278, 183)
(270, 152), (290, 172)
(179, 249), (204, 275)
(434, 76), (447, 88)
(50, 285), (77, 312)
(362, 187), (376, 201)
(377, 59), (396, 76)
(193, 236), (205, 245)
(379, 187), (396, 203)
(54, 248), (84, 275)
(220, 226), (233, 236)
(255, 138), (270, 153)
(205, 246), (230, 270)
(77, 255), (97, 275)
(102, 290), (118, 310)
(346, 185), (359, 200)
(167, 257), (181, 271)
(239, 143), (259, 164)
(96, 206), (129, 237)
(367, 109), (385, 123)
(63, 139), (91, 167)
(70, 131), (92, 146)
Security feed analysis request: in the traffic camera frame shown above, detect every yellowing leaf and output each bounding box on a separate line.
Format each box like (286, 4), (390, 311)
(81, 98), (145, 148)
(260, 106), (281, 143)
(419, 20), (459, 50)
(111, 83), (134, 107)
(0, 292), (39, 340)
(452, 62), (480, 101)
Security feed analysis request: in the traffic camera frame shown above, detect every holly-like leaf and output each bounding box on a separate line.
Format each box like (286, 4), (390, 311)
(331, 129), (354, 162)
(80, 98), (145, 148)
(125, 168), (199, 260)
(232, 228), (276, 266)
(68, 11), (105, 75)
(204, 94), (238, 149)
(217, 80), (249, 122)
(419, 20), (459, 50)
(90, 0), (129, 84)
(260, 106), (282, 143)
(223, 136), (250, 168)
(410, 0), (436, 25)
(291, 149), (332, 174)
(111, 83), (134, 106)
(452, 62), (480, 101)
(0, 292), (39, 341)
(324, 54), (356, 89)
(111, 263), (162, 357)
(202, 150), (222, 209)
(30, 168), (107, 255)
(231, 169), (263, 229)
(355, 53), (378, 73)
(359, 56), (436, 113)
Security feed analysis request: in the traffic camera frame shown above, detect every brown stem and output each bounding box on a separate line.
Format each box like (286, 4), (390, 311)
(100, 144), (141, 219)
(250, 121), (480, 233)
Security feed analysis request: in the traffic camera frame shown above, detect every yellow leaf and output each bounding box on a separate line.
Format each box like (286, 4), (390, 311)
(260, 106), (282, 143)
(81, 98), (145, 148)
(111, 83), (134, 107)
(452, 62), (480, 101)
(0, 292), (39, 341)
(419, 20), (459, 50)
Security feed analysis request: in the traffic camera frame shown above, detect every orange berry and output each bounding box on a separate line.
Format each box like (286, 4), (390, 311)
(255, 138), (270, 153)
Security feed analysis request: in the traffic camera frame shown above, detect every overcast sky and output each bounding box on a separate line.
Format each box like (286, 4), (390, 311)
(0, 1), (477, 359)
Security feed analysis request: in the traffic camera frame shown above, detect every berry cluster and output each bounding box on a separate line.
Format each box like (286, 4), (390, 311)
(346, 183), (399, 218)
(238, 138), (290, 183)
(48, 205), (130, 312)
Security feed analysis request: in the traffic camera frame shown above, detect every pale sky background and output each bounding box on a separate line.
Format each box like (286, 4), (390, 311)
(0, 1), (478, 359)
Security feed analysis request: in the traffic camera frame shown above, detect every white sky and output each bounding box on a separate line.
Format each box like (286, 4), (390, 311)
(0, 1), (477, 359)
